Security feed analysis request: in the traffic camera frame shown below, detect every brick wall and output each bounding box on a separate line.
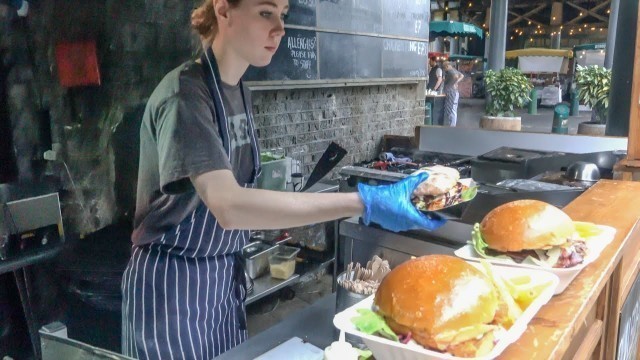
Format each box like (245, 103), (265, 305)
(252, 85), (425, 175)
(1, 1), (425, 236)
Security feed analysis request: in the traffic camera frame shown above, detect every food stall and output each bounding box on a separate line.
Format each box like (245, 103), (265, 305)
(574, 43), (606, 68)
(505, 48), (574, 106)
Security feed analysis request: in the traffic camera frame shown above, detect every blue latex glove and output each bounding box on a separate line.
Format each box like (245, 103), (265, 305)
(357, 172), (447, 232)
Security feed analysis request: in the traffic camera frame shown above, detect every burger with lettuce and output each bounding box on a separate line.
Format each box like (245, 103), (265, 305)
(471, 199), (588, 268)
(412, 165), (477, 212)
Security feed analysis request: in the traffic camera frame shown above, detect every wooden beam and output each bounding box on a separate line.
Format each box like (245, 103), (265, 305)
(508, 3), (547, 26)
(566, 0), (611, 24)
(507, 12), (546, 28)
(566, 1), (610, 23)
(625, 1), (640, 165)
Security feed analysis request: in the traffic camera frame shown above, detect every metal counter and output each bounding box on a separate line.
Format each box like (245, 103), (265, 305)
(216, 294), (338, 359)
(338, 216), (470, 270)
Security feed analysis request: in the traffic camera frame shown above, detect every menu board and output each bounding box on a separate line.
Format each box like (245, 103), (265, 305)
(244, 29), (319, 81)
(243, 0), (429, 82)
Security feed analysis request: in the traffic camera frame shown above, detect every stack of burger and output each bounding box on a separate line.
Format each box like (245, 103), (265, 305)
(372, 255), (520, 357)
(472, 200), (588, 268)
(412, 166), (474, 212)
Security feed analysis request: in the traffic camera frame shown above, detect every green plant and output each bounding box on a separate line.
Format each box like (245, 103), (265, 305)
(484, 67), (533, 117)
(574, 64), (611, 124)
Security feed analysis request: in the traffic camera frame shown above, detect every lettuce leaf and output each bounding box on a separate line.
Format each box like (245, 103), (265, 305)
(471, 223), (562, 268)
(461, 185), (478, 202)
(351, 309), (399, 342)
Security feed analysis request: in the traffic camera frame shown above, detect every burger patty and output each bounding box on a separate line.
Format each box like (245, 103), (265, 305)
(485, 239), (588, 268)
(416, 182), (467, 211)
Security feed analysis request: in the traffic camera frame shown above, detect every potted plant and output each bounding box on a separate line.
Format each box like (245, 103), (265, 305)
(573, 64), (611, 135)
(481, 67), (532, 131)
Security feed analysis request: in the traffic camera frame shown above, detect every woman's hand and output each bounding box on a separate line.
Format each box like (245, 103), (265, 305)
(357, 172), (447, 232)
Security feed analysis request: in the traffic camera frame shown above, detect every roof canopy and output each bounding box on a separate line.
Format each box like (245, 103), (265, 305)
(505, 48), (573, 59)
(429, 21), (484, 39)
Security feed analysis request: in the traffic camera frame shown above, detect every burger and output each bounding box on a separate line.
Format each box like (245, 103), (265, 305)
(472, 199), (587, 268)
(412, 165), (476, 211)
(374, 255), (513, 357)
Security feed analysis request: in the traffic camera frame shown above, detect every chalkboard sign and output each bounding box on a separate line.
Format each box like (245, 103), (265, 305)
(243, 0), (429, 82)
(382, 38), (428, 77)
(317, 0), (383, 34)
(382, 0), (430, 38)
(319, 33), (382, 79)
(287, 0), (317, 27)
(244, 29), (318, 81)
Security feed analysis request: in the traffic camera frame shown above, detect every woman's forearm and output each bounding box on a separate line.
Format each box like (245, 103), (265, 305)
(222, 189), (364, 230)
(193, 169), (364, 230)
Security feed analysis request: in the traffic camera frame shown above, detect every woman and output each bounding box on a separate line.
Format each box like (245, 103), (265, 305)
(121, 0), (444, 358)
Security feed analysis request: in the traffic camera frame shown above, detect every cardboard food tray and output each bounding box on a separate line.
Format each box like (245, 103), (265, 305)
(454, 224), (616, 294)
(333, 263), (559, 360)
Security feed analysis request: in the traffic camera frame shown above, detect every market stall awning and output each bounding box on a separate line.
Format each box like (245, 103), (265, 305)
(429, 21), (484, 39)
(505, 48), (573, 59)
(573, 43), (606, 52)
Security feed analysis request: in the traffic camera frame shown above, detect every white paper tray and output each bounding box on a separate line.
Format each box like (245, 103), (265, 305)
(333, 263), (559, 360)
(454, 225), (616, 294)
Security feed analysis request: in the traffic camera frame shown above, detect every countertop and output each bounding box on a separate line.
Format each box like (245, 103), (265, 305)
(219, 180), (640, 359)
(499, 179), (640, 359)
(216, 294), (337, 359)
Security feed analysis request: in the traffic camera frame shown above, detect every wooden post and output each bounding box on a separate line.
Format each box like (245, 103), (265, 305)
(613, 0), (640, 178)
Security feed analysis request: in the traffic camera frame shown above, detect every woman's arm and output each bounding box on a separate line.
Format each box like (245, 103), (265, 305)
(191, 169), (364, 230)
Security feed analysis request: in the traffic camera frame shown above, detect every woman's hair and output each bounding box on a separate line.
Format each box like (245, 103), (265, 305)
(191, 0), (242, 44)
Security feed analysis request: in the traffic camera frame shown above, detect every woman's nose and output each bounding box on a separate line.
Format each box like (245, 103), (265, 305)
(272, 20), (285, 37)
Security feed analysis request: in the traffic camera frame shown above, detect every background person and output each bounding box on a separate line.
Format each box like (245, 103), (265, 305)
(442, 61), (464, 127)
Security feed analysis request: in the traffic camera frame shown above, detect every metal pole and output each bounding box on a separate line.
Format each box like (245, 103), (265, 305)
(604, 0), (620, 69)
(607, 0), (637, 136)
(487, 0), (508, 71)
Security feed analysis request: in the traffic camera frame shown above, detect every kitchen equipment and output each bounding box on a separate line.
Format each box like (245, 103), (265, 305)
(565, 161), (601, 182)
(300, 142), (347, 192)
(338, 149), (473, 192)
(258, 158), (288, 191)
(470, 146), (584, 184)
(241, 241), (277, 280)
(269, 245), (300, 280)
(1, 193), (64, 260)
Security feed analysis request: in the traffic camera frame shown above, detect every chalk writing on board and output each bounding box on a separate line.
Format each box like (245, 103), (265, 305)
(383, 39), (428, 56)
(288, 35), (317, 73)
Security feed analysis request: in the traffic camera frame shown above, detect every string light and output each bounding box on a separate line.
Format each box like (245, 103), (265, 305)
(528, 21), (532, 25)
(468, 2), (472, 7)
(607, 9), (610, 14)
(510, 36), (514, 40)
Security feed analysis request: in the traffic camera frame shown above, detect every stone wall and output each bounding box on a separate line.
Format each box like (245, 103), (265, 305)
(1, 1), (425, 237)
(252, 84), (424, 175)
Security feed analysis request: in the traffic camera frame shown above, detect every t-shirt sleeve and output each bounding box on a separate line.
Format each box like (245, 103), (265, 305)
(155, 86), (232, 195)
(436, 68), (442, 77)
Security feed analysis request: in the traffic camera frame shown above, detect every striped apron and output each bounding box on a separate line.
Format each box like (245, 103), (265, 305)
(443, 87), (459, 127)
(121, 47), (261, 360)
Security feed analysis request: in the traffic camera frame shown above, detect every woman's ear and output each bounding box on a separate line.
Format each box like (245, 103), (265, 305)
(213, 0), (230, 21)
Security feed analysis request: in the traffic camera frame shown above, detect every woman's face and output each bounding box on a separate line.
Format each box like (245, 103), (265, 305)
(225, 0), (289, 67)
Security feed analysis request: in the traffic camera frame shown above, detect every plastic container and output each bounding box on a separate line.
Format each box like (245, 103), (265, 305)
(454, 224), (616, 294)
(241, 241), (277, 279)
(333, 263), (560, 360)
(269, 245), (300, 280)
(258, 158), (288, 191)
